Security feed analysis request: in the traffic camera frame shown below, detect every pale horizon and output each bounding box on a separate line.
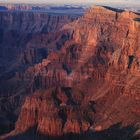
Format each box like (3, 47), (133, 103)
(0, 0), (140, 5)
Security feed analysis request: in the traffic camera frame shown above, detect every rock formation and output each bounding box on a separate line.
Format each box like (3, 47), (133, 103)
(0, 11), (78, 135)
(0, 5), (140, 140)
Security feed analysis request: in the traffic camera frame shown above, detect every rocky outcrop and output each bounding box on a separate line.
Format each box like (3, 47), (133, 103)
(10, 88), (93, 137)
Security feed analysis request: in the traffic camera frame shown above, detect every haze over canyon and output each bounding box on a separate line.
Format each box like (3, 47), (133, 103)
(0, 2), (140, 140)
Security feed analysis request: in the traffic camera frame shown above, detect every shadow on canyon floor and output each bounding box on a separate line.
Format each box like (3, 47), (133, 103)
(4, 123), (140, 140)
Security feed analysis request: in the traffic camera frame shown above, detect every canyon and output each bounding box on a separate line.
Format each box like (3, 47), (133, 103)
(0, 5), (140, 140)
(0, 10), (78, 135)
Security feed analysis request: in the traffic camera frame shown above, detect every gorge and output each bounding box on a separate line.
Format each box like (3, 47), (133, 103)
(0, 5), (140, 140)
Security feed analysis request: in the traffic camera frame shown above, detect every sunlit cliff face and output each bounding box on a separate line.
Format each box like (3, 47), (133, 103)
(0, 5), (140, 140)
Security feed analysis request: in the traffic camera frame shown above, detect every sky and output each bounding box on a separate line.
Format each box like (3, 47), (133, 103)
(0, 0), (140, 4)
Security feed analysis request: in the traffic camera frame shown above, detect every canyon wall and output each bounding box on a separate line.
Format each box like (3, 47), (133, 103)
(0, 11), (78, 135)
